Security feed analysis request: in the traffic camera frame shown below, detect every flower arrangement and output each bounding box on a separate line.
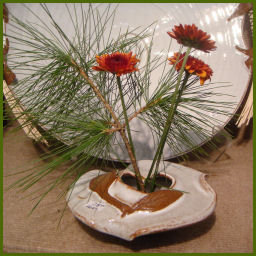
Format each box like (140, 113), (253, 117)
(4, 4), (233, 209)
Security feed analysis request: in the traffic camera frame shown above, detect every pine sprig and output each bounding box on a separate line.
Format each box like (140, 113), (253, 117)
(5, 3), (234, 209)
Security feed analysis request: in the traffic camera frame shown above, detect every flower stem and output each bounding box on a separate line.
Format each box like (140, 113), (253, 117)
(145, 47), (192, 191)
(116, 76), (143, 191)
(71, 59), (144, 191)
(116, 76), (136, 156)
(149, 72), (190, 191)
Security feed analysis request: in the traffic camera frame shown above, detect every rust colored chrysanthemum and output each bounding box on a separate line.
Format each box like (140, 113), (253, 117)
(169, 52), (213, 85)
(167, 24), (216, 53)
(92, 52), (139, 76)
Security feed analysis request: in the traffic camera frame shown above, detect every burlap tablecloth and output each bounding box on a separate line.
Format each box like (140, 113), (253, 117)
(3, 123), (253, 253)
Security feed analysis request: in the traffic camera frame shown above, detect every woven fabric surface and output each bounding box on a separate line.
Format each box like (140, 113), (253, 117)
(3, 123), (253, 253)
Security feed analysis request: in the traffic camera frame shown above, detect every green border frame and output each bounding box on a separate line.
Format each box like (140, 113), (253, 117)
(0, 2), (3, 255)
(1, 0), (255, 255)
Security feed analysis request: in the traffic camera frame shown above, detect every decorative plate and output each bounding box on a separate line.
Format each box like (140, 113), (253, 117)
(7, 3), (250, 160)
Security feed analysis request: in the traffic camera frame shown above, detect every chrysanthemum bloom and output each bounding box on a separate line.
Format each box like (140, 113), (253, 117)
(169, 52), (213, 85)
(92, 52), (139, 76)
(167, 24), (216, 53)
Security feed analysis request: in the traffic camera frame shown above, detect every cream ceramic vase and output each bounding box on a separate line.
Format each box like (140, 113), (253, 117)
(67, 160), (216, 241)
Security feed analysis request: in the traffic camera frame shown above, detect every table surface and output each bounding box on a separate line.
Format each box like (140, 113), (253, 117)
(3, 123), (253, 253)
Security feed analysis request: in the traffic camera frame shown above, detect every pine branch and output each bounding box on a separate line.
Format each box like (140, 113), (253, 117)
(70, 59), (144, 191)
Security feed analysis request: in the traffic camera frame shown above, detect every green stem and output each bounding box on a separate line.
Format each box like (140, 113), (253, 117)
(145, 47), (192, 190)
(71, 59), (144, 191)
(116, 76), (142, 190)
(149, 72), (190, 191)
(116, 76), (136, 156)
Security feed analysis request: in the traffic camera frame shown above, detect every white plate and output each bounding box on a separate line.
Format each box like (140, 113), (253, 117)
(7, 3), (250, 160)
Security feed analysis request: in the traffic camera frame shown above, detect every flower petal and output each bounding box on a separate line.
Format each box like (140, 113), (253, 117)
(168, 52), (213, 85)
(92, 52), (140, 76)
(167, 24), (217, 53)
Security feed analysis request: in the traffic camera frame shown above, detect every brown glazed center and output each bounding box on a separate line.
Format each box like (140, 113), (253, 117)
(89, 171), (183, 217)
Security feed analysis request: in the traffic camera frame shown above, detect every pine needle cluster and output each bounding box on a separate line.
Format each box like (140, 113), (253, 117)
(4, 4), (234, 209)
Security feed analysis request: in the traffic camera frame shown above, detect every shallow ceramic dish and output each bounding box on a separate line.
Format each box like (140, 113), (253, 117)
(67, 160), (216, 241)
